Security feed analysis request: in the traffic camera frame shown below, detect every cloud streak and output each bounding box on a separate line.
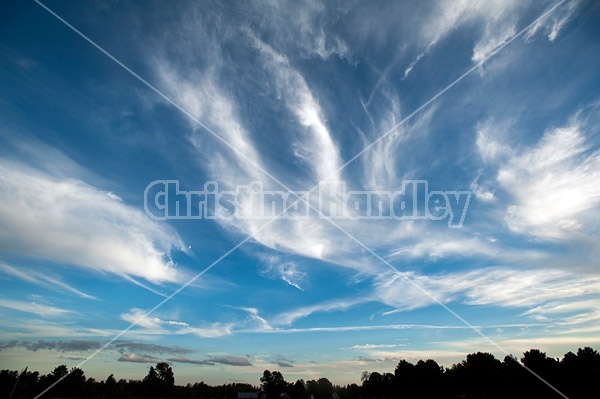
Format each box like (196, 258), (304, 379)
(0, 262), (97, 300)
(0, 299), (72, 318)
(120, 308), (233, 338)
(0, 160), (186, 285)
(0, 339), (194, 355)
(498, 120), (600, 240)
(118, 353), (160, 363)
(0, 339), (100, 352)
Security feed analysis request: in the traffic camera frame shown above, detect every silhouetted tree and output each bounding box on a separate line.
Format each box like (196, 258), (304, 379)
(393, 359), (443, 399)
(344, 383), (361, 399)
(17, 369), (40, 398)
(361, 371), (382, 398)
(261, 370), (287, 399)
(448, 352), (503, 399)
(317, 378), (334, 399)
(560, 347), (600, 398)
(143, 362), (174, 397)
(306, 379), (319, 399)
(156, 362), (175, 388)
(104, 373), (117, 398)
(288, 379), (307, 399)
(521, 349), (561, 398)
(41, 364), (70, 397)
(51, 364), (69, 380)
(66, 367), (86, 397)
(1, 368), (41, 398)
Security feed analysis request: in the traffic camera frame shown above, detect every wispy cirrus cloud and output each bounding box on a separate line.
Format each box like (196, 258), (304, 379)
(119, 353), (253, 366)
(401, 0), (522, 75)
(246, 322), (535, 334)
(524, 298), (600, 325)
(136, 5), (600, 354)
(153, 34), (354, 265)
(120, 308), (189, 330)
(402, 0), (582, 76)
(525, 0), (583, 42)
(374, 266), (600, 326)
(168, 355), (253, 367)
(0, 299), (73, 318)
(0, 262), (97, 300)
(119, 308), (233, 338)
(248, 0), (350, 61)
(180, 324), (234, 339)
(474, 111), (600, 242)
(271, 297), (369, 326)
(251, 35), (343, 184)
(259, 255), (307, 291)
(351, 343), (403, 350)
(0, 160), (186, 285)
(231, 306), (273, 332)
(146, 0), (481, 280)
(499, 121), (600, 240)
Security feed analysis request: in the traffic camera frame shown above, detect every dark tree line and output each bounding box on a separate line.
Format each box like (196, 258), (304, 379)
(1, 347), (599, 398)
(0, 362), (255, 399)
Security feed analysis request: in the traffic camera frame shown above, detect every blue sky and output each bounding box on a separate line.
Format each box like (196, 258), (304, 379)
(1, 0), (600, 387)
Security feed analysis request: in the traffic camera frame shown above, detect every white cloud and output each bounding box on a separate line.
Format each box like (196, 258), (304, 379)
(155, 53), (339, 260)
(420, 0), (521, 55)
(524, 298), (600, 326)
(147, 2), (493, 282)
(180, 324), (234, 338)
(120, 308), (233, 338)
(271, 297), (368, 326)
(0, 299), (72, 318)
(0, 160), (186, 284)
(156, 65), (268, 185)
(407, 0), (581, 73)
(388, 236), (500, 260)
(0, 262), (97, 300)
(235, 307), (273, 332)
(360, 93), (406, 191)
(470, 181), (495, 202)
(250, 0), (350, 61)
(476, 122), (511, 163)
(120, 308), (184, 330)
(154, 49), (357, 267)
(403, 46), (431, 79)
(495, 121), (600, 239)
(374, 267), (600, 321)
(0, 319), (121, 339)
(253, 323), (524, 334)
(525, 0), (582, 42)
(351, 344), (401, 350)
(472, 23), (517, 64)
(143, 3), (600, 346)
(260, 255), (307, 291)
(251, 36), (343, 183)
